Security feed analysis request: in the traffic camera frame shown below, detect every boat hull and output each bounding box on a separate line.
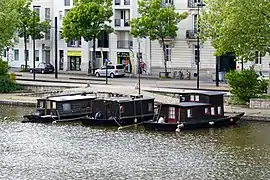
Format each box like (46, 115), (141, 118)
(143, 112), (245, 132)
(22, 114), (89, 123)
(81, 115), (153, 127)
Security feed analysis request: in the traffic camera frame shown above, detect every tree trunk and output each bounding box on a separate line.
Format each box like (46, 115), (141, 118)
(24, 30), (28, 71)
(161, 38), (168, 78)
(92, 36), (96, 74)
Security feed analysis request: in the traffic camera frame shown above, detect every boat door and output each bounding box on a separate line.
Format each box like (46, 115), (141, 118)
(167, 106), (176, 123)
(178, 108), (182, 122)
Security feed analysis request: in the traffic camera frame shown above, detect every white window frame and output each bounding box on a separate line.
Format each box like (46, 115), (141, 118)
(195, 95), (200, 102)
(169, 107), (175, 119)
(217, 106), (222, 115)
(190, 95), (195, 101)
(205, 108), (209, 114)
(165, 45), (171, 61)
(14, 49), (19, 61)
(187, 109), (192, 118)
(211, 107), (215, 115)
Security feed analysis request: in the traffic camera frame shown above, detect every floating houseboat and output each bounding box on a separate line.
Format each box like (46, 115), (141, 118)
(81, 94), (155, 126)
(22, 93), (96, 123)
(143, 91), (244, 132)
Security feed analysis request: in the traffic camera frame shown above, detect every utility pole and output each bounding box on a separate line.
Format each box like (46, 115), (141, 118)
(54, 16), (58, 79)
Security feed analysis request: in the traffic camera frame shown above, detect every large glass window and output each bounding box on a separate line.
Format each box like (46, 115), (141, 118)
(14, 49), (19, 61)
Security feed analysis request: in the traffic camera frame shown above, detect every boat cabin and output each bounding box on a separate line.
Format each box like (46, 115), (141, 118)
(91, 94), (155, 122)
(35, 94), (96, 118)
(156, 101), (225, 123)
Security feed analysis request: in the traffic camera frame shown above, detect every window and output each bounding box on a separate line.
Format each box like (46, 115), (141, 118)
(165, 45), (171, 61)
(193, 14), (198, 31)
(187, 109), (192, 118)
(120, 105), (124, 113)
(33, 7), (40, 19)
(45, 30), (50, 40)
(35, 50), (39, 61)
(64, 0), (70, 6)
(47, 101), (51, 109)
(64, 9), (70, 16)
(211, 107), (215, 115)
(14, 49), (19, 61)
(195, 95), (199, 102)
(25, 50), (29, 61)
(52, 102), (56, 109)
(45, 8), (50, 20)
(148, 102), (153, 112)
(255, 51), (262, 64)
(194, 45), (200, 64)
(190, 95), (195, 101)
(115, 0), (120, 5)
(204, 108), (209, 114)
(59, 10), (63, 19)
(63, 103), (71, 112)
(116, 65), (124, 69)
(217, 106), (222, 115)
(169, 107), (175, 119)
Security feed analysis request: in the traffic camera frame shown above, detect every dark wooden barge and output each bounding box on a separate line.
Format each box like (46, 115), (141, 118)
(143, 91), (245, 132)
(22, 94), (96, 123)
(81, 94), (155, 126)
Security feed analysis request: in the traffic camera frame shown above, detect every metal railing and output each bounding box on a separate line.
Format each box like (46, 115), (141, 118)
(186, 30), (197, 39)
(117, 40), (133, 49)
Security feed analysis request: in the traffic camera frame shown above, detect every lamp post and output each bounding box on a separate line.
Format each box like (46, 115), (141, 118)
(196, 2), (205, 89)
(137, 38), (141, 95)
(32, 5), (41, 80)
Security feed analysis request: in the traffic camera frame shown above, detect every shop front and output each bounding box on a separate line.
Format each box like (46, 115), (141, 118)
(117, 52), (131, 73)
(68, 50), (81, 71)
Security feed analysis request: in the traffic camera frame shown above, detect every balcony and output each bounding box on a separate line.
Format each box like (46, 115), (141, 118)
(186, 30), (197, 39)
(117, 40), (133, 49)
(188, 0), (201, 8)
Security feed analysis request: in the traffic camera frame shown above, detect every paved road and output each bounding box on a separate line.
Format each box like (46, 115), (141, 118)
(14, 71), (229, 91)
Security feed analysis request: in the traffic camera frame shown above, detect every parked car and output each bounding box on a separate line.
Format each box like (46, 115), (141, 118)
(29, 63), (54, 74)
(95, 64), (125, 78)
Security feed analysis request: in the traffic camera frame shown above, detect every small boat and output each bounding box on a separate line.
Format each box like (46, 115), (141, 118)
(81, 94), (155, 126)
(22, 93), (96, 123)
(143, 91), (245, 132)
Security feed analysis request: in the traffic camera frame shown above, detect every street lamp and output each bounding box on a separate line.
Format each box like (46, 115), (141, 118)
(32, 5), (41, 80)
(137, 38), (142, 95)
(196, 2), (205, 89)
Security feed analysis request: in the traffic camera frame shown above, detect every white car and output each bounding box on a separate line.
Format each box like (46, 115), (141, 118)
(95, 64), (125, 78)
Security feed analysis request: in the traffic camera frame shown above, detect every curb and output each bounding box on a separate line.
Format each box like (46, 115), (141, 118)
(0, 100), (36, 107)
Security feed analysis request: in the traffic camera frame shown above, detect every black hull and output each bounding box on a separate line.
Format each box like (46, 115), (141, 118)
(81, 115), (153, 127)
(22, 114), (87, 123)
(143, 112), (245, 132)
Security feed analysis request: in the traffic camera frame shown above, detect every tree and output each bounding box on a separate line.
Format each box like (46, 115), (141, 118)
(200, 0), (270, 62)
(62, 0), (113, 74)
(0, 0), (25, 54)
(130, 0), (188, 77)
(17, 0), (51, 71)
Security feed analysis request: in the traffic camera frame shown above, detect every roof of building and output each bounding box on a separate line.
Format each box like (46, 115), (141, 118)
(162, 102), (211, 107)
(103, 95), (154, 103)
(38, 95), (96, 102)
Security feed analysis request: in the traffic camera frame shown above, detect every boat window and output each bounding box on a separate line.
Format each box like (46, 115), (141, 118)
(39, 101), (44, 108)
(217, 106), (222, 114)
(120, 105), (124, 113)
(52, 102), (56, 109)
(169, 107), (175, 119)
(63, 103), (72, 112)
(211, 107), (215, 115)
(195, 95), (200, 102)
(46, 101), (51, 109)
(190, 95), (195, 101)
(187, 109), (192, 118)
(205, 108), (209, 114)
(148, 102), (153, 112)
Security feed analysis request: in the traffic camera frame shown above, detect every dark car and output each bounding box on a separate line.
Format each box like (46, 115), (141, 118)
(29, 63), (54, 74)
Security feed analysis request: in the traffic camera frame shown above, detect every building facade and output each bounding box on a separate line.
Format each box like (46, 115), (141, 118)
(3, 0), (270, 78)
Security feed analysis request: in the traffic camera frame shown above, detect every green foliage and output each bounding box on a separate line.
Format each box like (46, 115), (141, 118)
(17, 0), (51, 70)
(0, 0), (25, 53)
(62, 0), (113, 42)
(200, 0), (270, 62)
(0, 59), (17, 93)
(130, 0), (188, 75)
(225, 68), (267, 104)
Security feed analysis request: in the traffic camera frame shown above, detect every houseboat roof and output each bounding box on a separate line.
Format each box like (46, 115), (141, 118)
(163, 102), (211, 107)
(179, 91), (226, 96)
(103, 96), (154, 103)
(38, 95), (96, 102)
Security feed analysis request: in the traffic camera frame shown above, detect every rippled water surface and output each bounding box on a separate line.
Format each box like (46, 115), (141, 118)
(0, 105), (270, 180)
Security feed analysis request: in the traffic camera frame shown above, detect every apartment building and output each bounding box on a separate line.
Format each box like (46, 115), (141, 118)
(3, 0), (269, 76)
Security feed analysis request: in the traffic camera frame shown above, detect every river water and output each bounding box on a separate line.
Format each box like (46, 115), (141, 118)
(0, 105), (270, 180)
